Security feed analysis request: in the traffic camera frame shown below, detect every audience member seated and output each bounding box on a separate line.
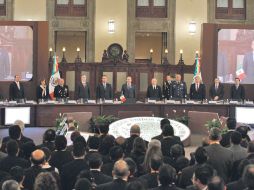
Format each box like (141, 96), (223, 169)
(23, 149), (46, 190)
(49, 135), (73, 172)
(20, 141), (36, 162)
(37, 129), (56, 152)
(125, 180), (145, 190)
(98, 124), (111, 143)
(124, 157), (137, 182)
(228, 131), (248, 162)
(139, 155), (162, 189)
(236, 125), (251, 148)
(2, 180), (20, 190)
(96, 160), (130, 190)
(130, 137), (146, 176)
(152, 118), (171, 142)
(178, 146), (208, 188)
(0, 140), (30, 172)
(66, 130), (80, 152)
(186, 164), (214, 190)
(220, 118), (236, 147)
(9, 166), (25, 190)
(99, 135), (115, 164)
(74, 178), (93, 190)
(78, 153), (112, 186)
(122, 125), (145, 157)
(205, 127), (233, 183)
(227, 159), (254, 190)
(85, 136), (100, 164)
(207, 176), (226, 190)
(101, 146), (124, 177)
(34, 172), (59, 190)
(152, 164), (183, 190)
(143, 140), (162, 173)
(243, 164), (254, 190)
(40, 147), (58, 172)
(115, 136), (126, 146)
(61, 136), (88, 190)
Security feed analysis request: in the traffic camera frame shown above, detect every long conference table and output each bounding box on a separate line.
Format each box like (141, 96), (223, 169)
(0, 101), (252, 127)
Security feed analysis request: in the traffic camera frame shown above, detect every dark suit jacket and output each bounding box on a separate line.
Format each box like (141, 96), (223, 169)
(54, 85), (69, 99)
(96, 178), (128, 190)
(101, 161), (114, 177)
(49, 150), (73, 172)
(190, 83), (206, 100)
(146, 85), (162, 100)
(23, 165), (46, 190)
(139, 173), (159, 189)
(243, 52), (254, 83)
(9, 82), (25, 100)
(178, 164), (198, 188)
(121, 83), (136, 99)
(96, 83), (113, 100)
(152, 134), (163, 142)
(209, 84), (224, 100)
(89, 170), (112, 185)
(230, 85), (245, 100)
(61, 159), (89, 190)
(227, 178), (246, 190)
(220, 130), (234, 148)
(205, 144), (233, 183)
(0, 155), (30, 172)
(150, 185), (184, 190)
(76, 82), (90, 99)
(163, 81), (173, 99)
(36, 85), (49, 100)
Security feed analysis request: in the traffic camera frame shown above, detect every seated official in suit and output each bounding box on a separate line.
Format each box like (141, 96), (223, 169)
(172, 74), (187, 99)
(163, 74), (173, 100)
(9, 74), (25, 100)
(209, 78), (224, 100)
(146, 78), (162, 100)
(121, 76), (136, 101)
(230, 77), (245, 100)
(36, 79), (49, 100)
(54, 78), (69, 100)
(190, 75), (206, 101)
(96, 75), (113, 100)
(76, 74), (90, 100)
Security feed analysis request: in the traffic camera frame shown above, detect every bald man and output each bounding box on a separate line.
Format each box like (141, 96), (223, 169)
(146, 78), (162, 100)
(54, 78), (69, 100)
(97, 160), (129, 190)
(23, 150), (45, 190)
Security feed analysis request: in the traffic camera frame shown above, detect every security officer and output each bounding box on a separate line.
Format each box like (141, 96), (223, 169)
(163, 74), (173, 99)
(54, 78), (69, 100)
(172, 74), (187, 99)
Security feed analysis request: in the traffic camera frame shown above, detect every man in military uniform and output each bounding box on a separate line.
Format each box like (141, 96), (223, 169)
(172, 74), (187, 99)
(163, 74), (173, 99)
(54, 78), (69, 100)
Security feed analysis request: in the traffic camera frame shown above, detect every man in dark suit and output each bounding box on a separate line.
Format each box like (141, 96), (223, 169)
(209, 78), (224, 100)
(205, 127), (234, 183)
(243, 40), (254, 83)
(152, 118), (171, 142)
(230, 77), (245, 100)
(96, 160), (129, 190)
(0, 140), (30, 172)
(163, 74), (173, 99)
(190, 75), (206, 101)
(76, 74), (90, 100)
(146, 78), (162, 100)
(54, 78), (69, 100)
(96, 75), (113, 100)
(9, 75), (25, 100)
(121, 76), (136, 100)
(139, 156), (162, 189)
(61, 136), (88, 190)
(172, 74), (187, 99)
(23, 149), (46, 190)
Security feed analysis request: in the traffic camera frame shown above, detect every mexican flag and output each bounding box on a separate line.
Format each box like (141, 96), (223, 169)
(49, 55), (60, 99)
(193, 52), (202, 82)
(236, 65), (246, 80)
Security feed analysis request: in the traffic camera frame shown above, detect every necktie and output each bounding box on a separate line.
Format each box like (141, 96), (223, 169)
(103, 83), (106, 89)
(196, 84), (199, 91)
(215, 84), (218, 91)
(16, 82), (20, 90)
(153, 86), (156, 90)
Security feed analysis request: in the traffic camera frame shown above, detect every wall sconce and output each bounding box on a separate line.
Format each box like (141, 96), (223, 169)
(75, 47), (82, 63)
(188, 21), (197, 35)
(108, 19), (115, 34)
(61, 47), (67, 63)
(48, 47), (53, 63)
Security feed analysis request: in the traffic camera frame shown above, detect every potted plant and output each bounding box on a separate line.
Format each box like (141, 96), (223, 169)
(90, 115), (118, 133)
